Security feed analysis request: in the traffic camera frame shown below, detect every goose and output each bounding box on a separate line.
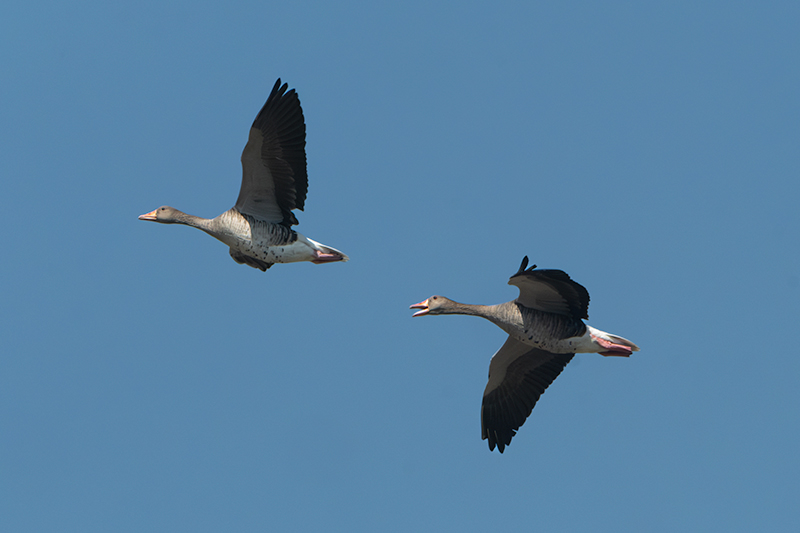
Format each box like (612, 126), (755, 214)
(410, 257), (639, 453)
(139, 79), (348, 271)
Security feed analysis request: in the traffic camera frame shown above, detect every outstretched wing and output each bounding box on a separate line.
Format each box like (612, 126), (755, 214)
(508, 256), (590, 320)
(236, 79), (308, 226)
(481, 336), (574, 453)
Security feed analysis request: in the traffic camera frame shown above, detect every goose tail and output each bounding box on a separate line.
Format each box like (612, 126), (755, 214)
(586, 325), (640, 357)
(308, 238), (349, 264)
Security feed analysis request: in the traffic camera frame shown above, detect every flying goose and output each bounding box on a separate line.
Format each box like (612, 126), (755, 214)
(139, 79), (348, 271)
(410, 257), (639, 452)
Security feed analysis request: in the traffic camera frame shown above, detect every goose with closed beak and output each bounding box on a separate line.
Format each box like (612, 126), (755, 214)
(139, 78), (348, 271)
(410, 256), (639, 453)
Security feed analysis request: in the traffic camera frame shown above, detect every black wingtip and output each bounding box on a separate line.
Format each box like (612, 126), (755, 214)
(486, 435), (508, 453)
(513, 256), (537, 277)
(268, 78), (292, 102)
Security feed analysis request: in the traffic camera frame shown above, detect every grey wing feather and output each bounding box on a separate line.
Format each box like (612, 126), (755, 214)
(481, 337), (574, 452)
(236, 79), (308, 226)
(508, 259), (590, 320)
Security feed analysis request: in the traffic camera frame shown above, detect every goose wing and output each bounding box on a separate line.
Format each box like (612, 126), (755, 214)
(481, 337), (574, 452)
(236, 79), (308, 226)
(229, 249), (274, 271)
(508, 256), (590, 320)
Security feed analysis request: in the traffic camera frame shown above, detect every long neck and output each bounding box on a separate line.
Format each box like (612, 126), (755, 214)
(175, 209), (248, 245)
(442, 300), (585, 342)
(169, 209), (215, 232)
(441, 300), (521, 329)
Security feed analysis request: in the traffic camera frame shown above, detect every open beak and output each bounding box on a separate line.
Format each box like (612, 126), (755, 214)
(138, 209), (158, 221)
(409, 299), (430, 317)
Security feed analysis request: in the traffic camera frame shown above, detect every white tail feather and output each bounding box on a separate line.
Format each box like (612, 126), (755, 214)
(585, 325), (640, 354)
(307, 238), (349, 262)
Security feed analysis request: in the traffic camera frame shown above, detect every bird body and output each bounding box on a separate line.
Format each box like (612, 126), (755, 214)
(410, 257), (639, 452)
(204, 208), (345, 267)
(139, 79), (348, 271)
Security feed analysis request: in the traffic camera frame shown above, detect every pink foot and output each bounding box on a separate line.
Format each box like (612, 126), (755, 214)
(311, 252), (344, 264)
(591, 334), (633, 357)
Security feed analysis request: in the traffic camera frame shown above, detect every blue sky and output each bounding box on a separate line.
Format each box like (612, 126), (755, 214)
(2, 1), (799, 531)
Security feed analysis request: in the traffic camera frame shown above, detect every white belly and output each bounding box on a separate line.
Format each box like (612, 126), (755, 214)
(234, 232), (319, 264)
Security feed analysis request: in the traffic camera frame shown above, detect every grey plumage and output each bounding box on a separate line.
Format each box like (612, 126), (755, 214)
(410, 257), (639, 453)
(139, 79), (348, 270)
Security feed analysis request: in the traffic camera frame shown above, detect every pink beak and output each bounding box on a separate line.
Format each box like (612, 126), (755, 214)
(138, 209), (158, 221)
(409, 299), (430, 317)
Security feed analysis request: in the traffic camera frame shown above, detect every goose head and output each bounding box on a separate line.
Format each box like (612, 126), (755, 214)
(138, 206), (189, 224)
(410, 296), (454, 317)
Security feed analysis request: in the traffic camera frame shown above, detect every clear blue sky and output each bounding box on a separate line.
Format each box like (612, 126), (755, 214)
(2, 1), (799, 531)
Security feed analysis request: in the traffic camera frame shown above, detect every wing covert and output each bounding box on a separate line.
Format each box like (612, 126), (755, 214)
(508, 256), (590, 320)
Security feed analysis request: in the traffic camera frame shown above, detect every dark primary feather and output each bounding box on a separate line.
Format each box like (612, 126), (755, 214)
(509, 256), (591, 320)
(481, 348), (574, 453)
(253, 80), (308, 212)
(514, 256), (535, 275)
